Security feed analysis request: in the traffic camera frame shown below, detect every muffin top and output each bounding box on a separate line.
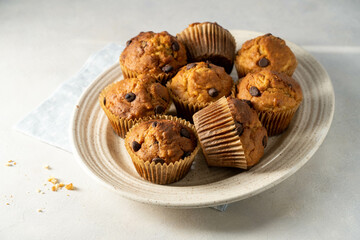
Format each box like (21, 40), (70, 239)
(235, 33), (297, 77)
(236, 70), (303, 112)
(120, 31), (187, 78)
(227, 97), (268, 167)
(103, 74), (170, 119)
(167, 62), (233, 105)
(126, 119), (197, 164)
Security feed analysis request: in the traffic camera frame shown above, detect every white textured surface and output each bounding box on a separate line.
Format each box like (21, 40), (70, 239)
(71, 31), (334, 208)
(1, 0), (359, 239)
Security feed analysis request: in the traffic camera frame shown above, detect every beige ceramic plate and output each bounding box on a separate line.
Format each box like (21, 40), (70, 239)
(71, 30), (335, 208)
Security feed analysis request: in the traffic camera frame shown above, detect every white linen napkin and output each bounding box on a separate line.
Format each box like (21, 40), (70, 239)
(14, 43), (228, 212)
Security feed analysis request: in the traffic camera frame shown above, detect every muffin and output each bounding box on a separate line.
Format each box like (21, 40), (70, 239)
(125, 116), (200, 184)
(235, 33), (297, 78)
(177, 22), (236, 74)
(166, 61), (234, 122)
(236, 70), (303, 136)
(99, 74), (171, 138)
(193, 97), (268, 169)
(120, 31), (187, 84)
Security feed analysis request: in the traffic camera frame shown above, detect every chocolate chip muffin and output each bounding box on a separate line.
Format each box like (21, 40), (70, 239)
(235, 33), (297, 78)
(236, 70), (303, 136)
(125, 116), (200, 184)
(166, 61), (234, 121)
(99, 74), (171, 138)
(120, 31), (187, 84)
(193, 97), (267, 169)
(177, 22), (236, 74)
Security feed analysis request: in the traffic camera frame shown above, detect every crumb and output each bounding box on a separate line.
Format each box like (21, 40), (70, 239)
(6, 203), (9, 205)
(43, 165), (50, 170)
(37, 189), (41, 193)
(41, 192), (45, 194)
(37, 209), (42, 213)
(65, 183), (74, 190)
(48, 177), (58, 185)
(8, 160), (13, 163)
(51, 185), (58, 192)
(76, 105), (80, 108)
(67, 194), (70, 196)
(58, 183), (65, 188)
(43, 183), (47, 186)
(13, 162), (16, 165)
(5, 163), (12, 167)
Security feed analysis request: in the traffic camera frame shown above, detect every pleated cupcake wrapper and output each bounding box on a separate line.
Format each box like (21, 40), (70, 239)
(167, 82), (236, 122)
(258, 104), (300, 136)
(99, 81), (171, 138)
(125, 115), (201, 185)
(176, 23), (236, 67)
(193, 97), (248, 169)
(120, 64), (175, 84)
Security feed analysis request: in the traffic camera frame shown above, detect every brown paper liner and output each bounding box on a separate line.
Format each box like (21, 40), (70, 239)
(99, 81), (171, 138)
(125, 115), (201, 185)
(176, 22), (236, 74)
(167, 82), (236, 123)
(193, 97), (248, 169)
(120, 63), (175, 84)
(258, 104), (300, 136)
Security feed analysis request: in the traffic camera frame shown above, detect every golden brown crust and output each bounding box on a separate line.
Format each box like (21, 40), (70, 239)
(167, 62), (233, 105)
(125, 119), (197, 164)
(236, 70), (303, 112)
(227, 97), (267, 167)
(103, 75), (170, 119)
(235, 33), (297, 78)
(120, 31), (187, 78)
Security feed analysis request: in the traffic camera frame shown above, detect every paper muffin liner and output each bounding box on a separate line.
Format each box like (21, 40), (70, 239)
(167, 82), (236, 123)
(120, 63), (175, 85)
(193, 97), (248, 169)
(124, 115), (201, 185)
(257, 104), (301, 136)
(99, 81), (171, 138)
(176, 22), (236, 73)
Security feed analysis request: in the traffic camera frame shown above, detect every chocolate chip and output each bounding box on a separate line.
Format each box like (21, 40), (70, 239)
(152, 121), (158, 127)
(181, 151), (191, 159)
(249, 86), (261, 97)
(208, 88), (219, 97)
(262, 136), (268, 148)
(125, 92), (136, 102)
(162, 64), (173, 73)
(103, 97), (106, 105)
(171, 41), (180, 51)
(131, 141), (141, 152)
(152, 157), (165, 165)
(258, 57), (270, 67)
(186, 63), (197, 70)
(206, 60), (211, 68)
(154, 105), (165, 114)
(241, 99), (253, 108)
(265, 33), (272, 36)
(126, 39), (132, 46)
(235, 122), (244, 136)
(180, 128), (191, 139)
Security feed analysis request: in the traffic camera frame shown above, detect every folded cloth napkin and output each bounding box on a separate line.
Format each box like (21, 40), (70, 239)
(14, 43), (228, 212)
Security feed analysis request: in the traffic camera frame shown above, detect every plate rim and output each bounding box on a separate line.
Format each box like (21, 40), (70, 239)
(70, 30), (335, 208)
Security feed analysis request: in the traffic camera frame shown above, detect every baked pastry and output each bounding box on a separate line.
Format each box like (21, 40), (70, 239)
(125, 116), (200, 184)
(99, 74), (171, 138)
(177, 22), (236, 74)
(193, 97), (268, 169)
(235, 33), (297, 78)
(236, 70), (303, 136)
(120, 31), (187, 84)
(166, 61), (234, 121)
